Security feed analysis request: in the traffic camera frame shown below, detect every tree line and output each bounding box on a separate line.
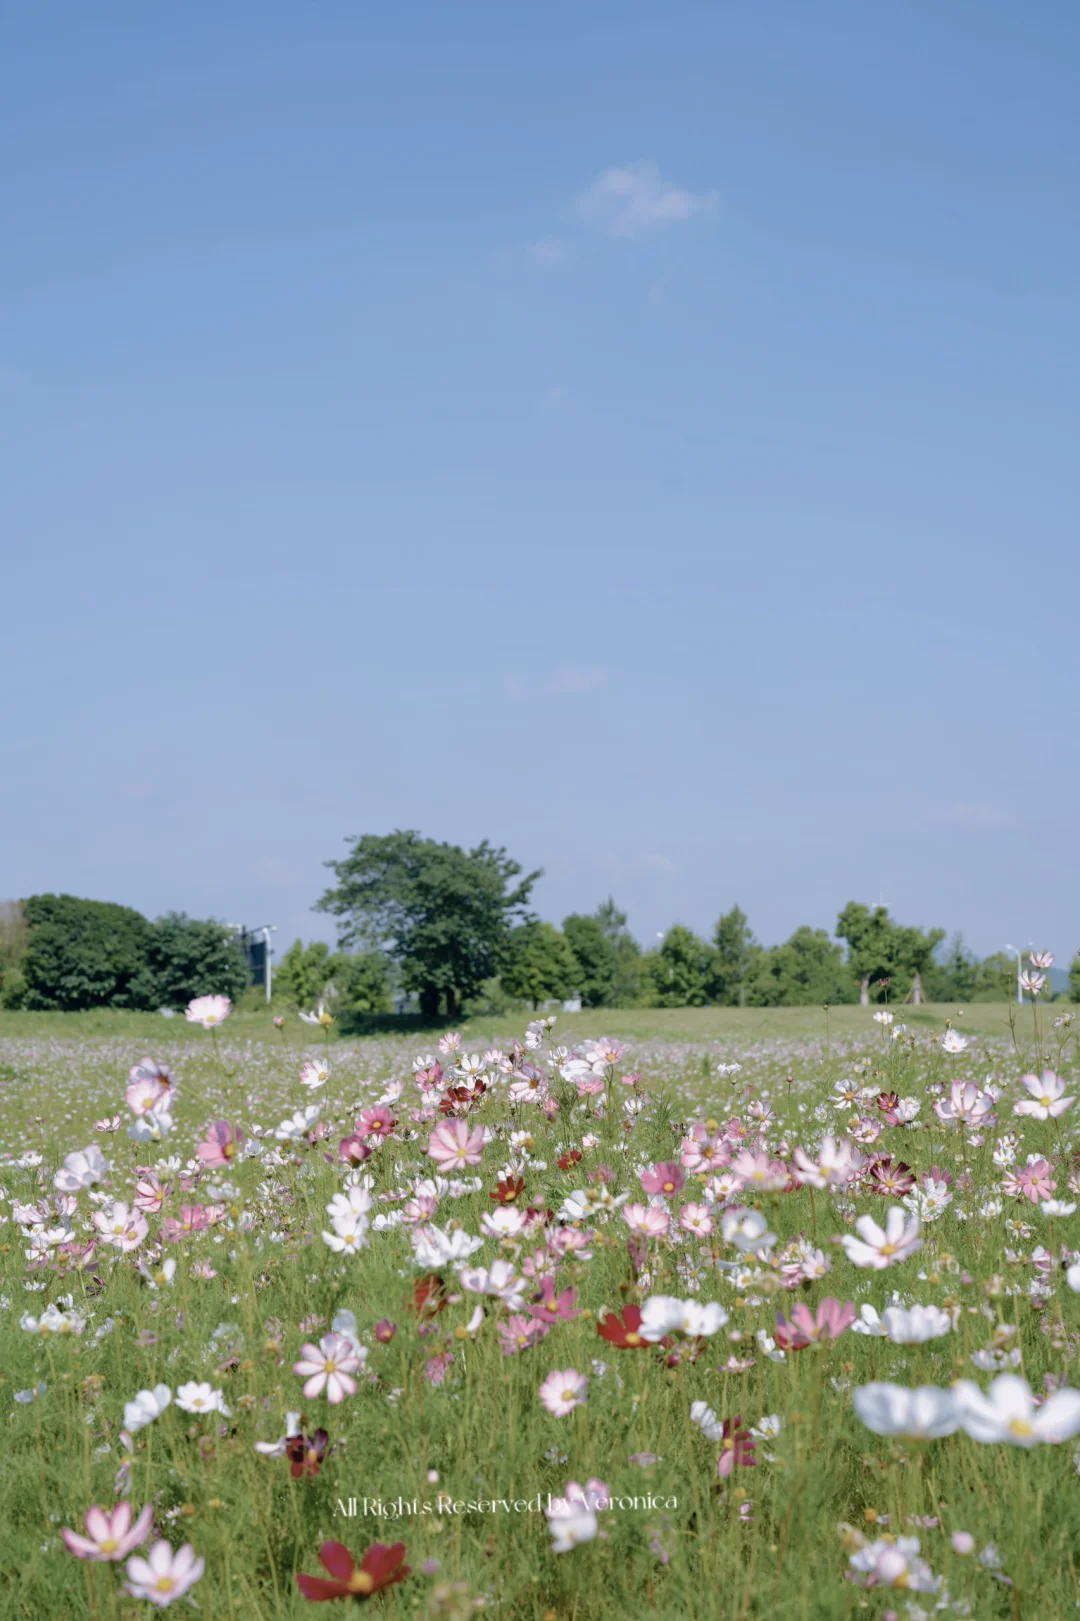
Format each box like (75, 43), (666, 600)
(0, 829), (1068, 1016)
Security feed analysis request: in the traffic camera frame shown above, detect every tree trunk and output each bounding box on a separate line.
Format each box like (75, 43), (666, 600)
(859, 973), (870, 1007)
(911, 971), (922, 1006)
(419, 986), (440, 1022)
(445, 987), (459, 1019)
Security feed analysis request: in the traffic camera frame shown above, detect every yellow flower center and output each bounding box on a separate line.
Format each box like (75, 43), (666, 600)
(880, 1243), (897, 1257)
(625, 1332), (642, 1347)
(1009, 1417), (1034, 1438)
(324, 1359), (337, 1374)
(346, 1570), (375, 1594)
(154, 1577), (176, 1594)
(99, 1538), (118, 1554)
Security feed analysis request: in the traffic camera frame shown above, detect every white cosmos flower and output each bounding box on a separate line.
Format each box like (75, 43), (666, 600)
(851, 1304), (887, 1337)
(127, 1109), (174, 1143)
(479, 1205), (528, 1238)
(123, 1384), (172, 1433)
(720, 1207), (777, 1254)
(880, 1304), (952, 1344)
(853, 1383), (962, 1439)
(410, 1224), (484, 1268)
(457, 1258), (526, 1309)
(1014, 1070), (1074, 1121)
(53, 1146), (108, 1192)
(299, 1059), (331, 1090)
(954, 1374), (1080, 1446)
(840, 1206), (922, 1270)
(274, 1105), (321, 1141)
(1067, 1263), (1080, 1294)
(689, 1400), (723, 1441)
(175, 1381), (230, 1416)
(639, 1296), (728, 1340)
(941, 1030), (968, 1053)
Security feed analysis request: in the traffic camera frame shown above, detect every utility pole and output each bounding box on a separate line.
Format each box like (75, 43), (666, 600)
(1004, 945), (1023, 1006)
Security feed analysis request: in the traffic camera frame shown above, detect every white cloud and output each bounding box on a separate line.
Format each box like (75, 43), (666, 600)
(576, 161), (717, 239)
(546, 667), (608, 695)
(528, 237), (565, 266)
(923, 805), (1016, 829)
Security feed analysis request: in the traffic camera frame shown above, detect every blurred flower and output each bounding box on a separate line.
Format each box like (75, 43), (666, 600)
(297, 1539), (410, 1601)
(124, 1541), (204, 1607)
(62, 1502), (153, 1562)
(185, 995), (231, 1029)
(538, 1368), (588, 1416)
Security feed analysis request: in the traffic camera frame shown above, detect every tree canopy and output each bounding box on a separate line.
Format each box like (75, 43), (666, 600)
(501, 921), (578, 1009)
(315, 830), (539, 1019)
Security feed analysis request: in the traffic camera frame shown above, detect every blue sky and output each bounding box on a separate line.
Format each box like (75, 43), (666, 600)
(3, 2), (1078, 965)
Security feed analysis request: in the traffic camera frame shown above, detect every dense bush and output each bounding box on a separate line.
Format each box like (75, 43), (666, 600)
(22, 894), (155, 1011)
(145, 913), (250, 1009)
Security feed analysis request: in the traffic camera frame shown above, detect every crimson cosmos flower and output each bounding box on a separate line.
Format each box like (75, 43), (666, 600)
(286, 1429), (329, 1480)
(596, 1304), (651, 1350)
(489, 1176), (525, 1204)
(297, 1540), (410, 1602)
(868, 1157), (916, 1196)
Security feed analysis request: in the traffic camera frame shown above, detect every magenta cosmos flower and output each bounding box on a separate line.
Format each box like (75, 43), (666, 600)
(538, 1368), (589, 1416)
(185, 995), (231, 1029)
(640, 1161), (685, 1197)
(124, 1540), (204, 1607)
(427, 1118), (485, 1171)
(62, 1502), (154, 1561)
(294, 1333), (363, 1404)
(196, 1120), (244, 1168)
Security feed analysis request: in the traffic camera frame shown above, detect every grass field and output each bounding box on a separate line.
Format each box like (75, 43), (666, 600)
(2, 1000), (1079, 1618)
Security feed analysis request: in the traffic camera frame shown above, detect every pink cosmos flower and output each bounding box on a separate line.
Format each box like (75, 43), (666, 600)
(357, 1106), (397, 1140)
(933, 1081), (994, 1128)
(622, 1202), (671, 1238)
(717, 1417), (757, 1478)
(774, 1297), (855, 1350)
(641, 1161), (685, 1197)
(185, 995), (231, 1029)
(1015, 1158), (1056, 1204)
(427, 1118), (485, 1171)
(126, 1060), (174, 1116)
(528, 1281), (582, 1323)
(424, 1352), (454, 1386)
(92, 1201), (149, 1253)
(294, 1332), (363, 1405)
(675, 1202), (712, 1236)
(731, 1150), (789, 1191)
(133, 1173), (170, 1214)
(124, 1540), (205, 1607)
(62, 1502), (154, 1561)
(196, 1120), (244, 1168)
(338, 1134), (372, 1167)
(374, 1319), (397, 1344)
(498, 1314), (551, 1355)
(94, 1115), (122, 1132)
(538, 1368), (588, 1416)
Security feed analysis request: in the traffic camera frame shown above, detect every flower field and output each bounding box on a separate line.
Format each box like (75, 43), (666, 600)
(3, 998), (1080, 1619)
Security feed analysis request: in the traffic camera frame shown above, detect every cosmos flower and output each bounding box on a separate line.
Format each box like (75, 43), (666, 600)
(298, 1002), (336, 1027)
(953, 1374), (1080, 1446)
(638, 1296), (728, 1341)
(538, 1368), (589, 1416)
(622, 1202), (671, 1238)
(427, 1119), (485, 1171)
(1014, 1071), (1074, 1121)
(62, 1502), (154, 1562)
(54, 1145), (108, 1192)
(941, 1029), (969, 1053)
(640, 1161), (685, 1197)
(185, 995), (231, 1029)
(196, 1120), (245, 1168)
(774, 1298), (854, 1350)
(853, 1383), (962, 1439)
(123, 1385), (172, 1434)
(124, 1541), (205, 1607)
(92, 1201), (149, 1252)
(840, 1207), (922, 1270)
(175, 1382), (230, 1417)
(297, 1540), (410, 1602)
(933, 1080), (994, 1127)
(293, 1333), (365, 1405)
(849, 1537), (939, 1592)
(300, 1059), (331, 1090)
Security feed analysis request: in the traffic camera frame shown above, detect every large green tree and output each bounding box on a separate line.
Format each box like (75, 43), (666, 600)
(501, 922), (579, 1009)
(315, 830), (539, 1020)
(645, 924), (712, 1008)
(708, 904), (759, 1007)
(836, 902), (945, 1004)
(145, 913), (250, 1009)
(22, 894), (155, 1011)
(562, 914), (617, 1007)
(745, 925), (857, 1007)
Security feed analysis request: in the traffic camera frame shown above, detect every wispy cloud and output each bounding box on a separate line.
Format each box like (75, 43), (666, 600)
(546, 667), (608, 695)
(576, 161), (717, 238)
(527, 237), (565, 266)
(503, 667), (608, 699)
(923, 804), (1016, 829)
